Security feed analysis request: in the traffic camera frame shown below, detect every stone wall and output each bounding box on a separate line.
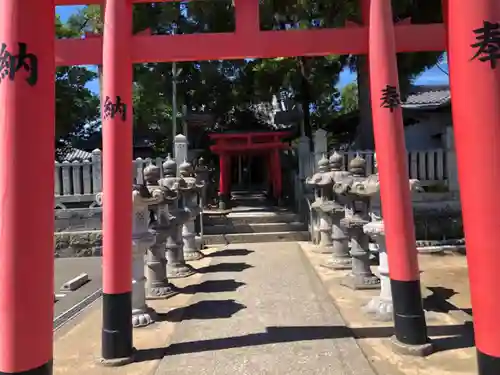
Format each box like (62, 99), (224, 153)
(414, 210), (463, 240)
(373, 192), (463, 241)
(55, 208), (102, 232)
(55, 208), (103, 258)
(53, 192), (463, 258)
(55, 231), (102, 258)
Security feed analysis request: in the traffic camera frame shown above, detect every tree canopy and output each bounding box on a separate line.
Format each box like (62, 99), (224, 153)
(55, 15), (100, 158)
(55, 0), (446, 155)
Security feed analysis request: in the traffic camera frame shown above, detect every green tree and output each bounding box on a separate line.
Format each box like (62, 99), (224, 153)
(55, 15), (100, 158)
(60, 0), (447, 154)
(339, 83), (359, 115)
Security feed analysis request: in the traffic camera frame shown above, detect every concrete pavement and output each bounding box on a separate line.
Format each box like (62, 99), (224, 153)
(52, 242), (480, 375)
(54, 257), (102, 325)
(53, 243), (376, 375)
(155, 242), (376, 375)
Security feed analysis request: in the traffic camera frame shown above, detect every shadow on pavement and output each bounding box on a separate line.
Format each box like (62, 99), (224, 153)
(423, 286), (458, 313)
(179, 280), (246, 294)
(423, 286), (473, 318)
(133, 322), (474, 363)
(206, 248), (255, 257)
(197, 262), (253, 274)
(157, 299), (247, 322)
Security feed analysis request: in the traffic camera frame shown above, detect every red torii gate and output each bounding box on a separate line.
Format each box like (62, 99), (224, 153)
(1, 1), (499, 375)
(52, 1), (446, 66)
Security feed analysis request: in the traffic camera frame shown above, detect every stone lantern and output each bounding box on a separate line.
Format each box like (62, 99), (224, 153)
(95, 186), (162, 327)
(305, 155), (335, 253)
(143, 163), (179, 299)
(362, 154), (423, 320)
(324, 151), (351, 270)
(178, 159), (204, 261)
(334, 155), (380, 290)
(159, 155), (196, 278)
(130, 184), (162, 327)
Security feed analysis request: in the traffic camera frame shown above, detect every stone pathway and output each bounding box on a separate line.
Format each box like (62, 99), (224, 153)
(155, 242), (376, 375)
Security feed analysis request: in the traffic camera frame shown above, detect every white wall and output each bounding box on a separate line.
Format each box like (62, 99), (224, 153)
(404, 112), (451, 151)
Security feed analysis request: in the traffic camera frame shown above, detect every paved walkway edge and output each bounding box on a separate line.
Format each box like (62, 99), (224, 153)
(295, 244), (379, 373)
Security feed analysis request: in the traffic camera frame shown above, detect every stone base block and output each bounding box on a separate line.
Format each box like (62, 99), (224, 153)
(341, 273), (381, 290)
(167, 263), (197, 279)
(60, 272), (89, 291)
(312, 246), (333, 254)
(195, 236), (203, 249)
(147, 284), (179, 300)
(389, 335), (434, 357)
(363, 297), (393, 322)
(321, 258), (352, 271)
(99, 352), (135, 367)
(132, 307), (157, 328)
(184, 250), (204, 261)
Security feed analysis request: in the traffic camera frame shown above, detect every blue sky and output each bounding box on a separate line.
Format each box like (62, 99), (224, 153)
(56, 6), (449, 94)
(337, 61), (449, 88)
(57, 5), (82, 22)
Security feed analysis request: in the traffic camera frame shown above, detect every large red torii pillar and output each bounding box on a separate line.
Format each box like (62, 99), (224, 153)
(368, 0), (431, 355)
(0, 1), (55, 375)
(100, 0), (135, 365)
(447, 2), (500, 374)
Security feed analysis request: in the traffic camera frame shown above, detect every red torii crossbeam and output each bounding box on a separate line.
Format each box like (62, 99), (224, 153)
(54, 0), (445, 66)
(56, 24), (445, 65)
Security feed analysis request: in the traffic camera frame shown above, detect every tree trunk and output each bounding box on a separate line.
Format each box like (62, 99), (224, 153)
(298, 57), (313, 151)
(354, 56), (375, 149)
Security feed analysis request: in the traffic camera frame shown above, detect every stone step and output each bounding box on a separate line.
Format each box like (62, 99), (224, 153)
(203, 222), (307, 235)
(203, 231), (310, 245)
(204, 212), (300, 225)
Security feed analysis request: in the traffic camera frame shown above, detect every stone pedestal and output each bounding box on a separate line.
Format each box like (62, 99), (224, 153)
(323, 211), (351, 270)
(218, 193), (229, 210)
(160, 155), (197, 279)
(132, 232), (157, 327)
(334, 155), (380, 290)
(313, 206), (333, 253)
(309, 208), (320, 245)
(146, 231), (179, 299)
(341, 218), (380, 290)
(306, 155), (335, 254)
(131, 185), (161, 328)
(179, 160), (204, 261)
(166, 210), (196, 278)
(182, 216), (200, 260)
(363, 219), (392, 320)
(180, 202), (202, 261)
(195, 156), (210, 208)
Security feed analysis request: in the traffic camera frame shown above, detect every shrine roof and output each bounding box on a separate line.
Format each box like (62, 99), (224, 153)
(402, 85), (451, 110)
(60, 148), (93, 162)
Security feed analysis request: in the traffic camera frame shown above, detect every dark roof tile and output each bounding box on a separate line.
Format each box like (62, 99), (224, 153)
(403, 85), (451, 109)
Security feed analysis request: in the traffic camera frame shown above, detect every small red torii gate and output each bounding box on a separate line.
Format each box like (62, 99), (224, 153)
(209, 131), (291, 208)
(1, 1), (500, 374)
